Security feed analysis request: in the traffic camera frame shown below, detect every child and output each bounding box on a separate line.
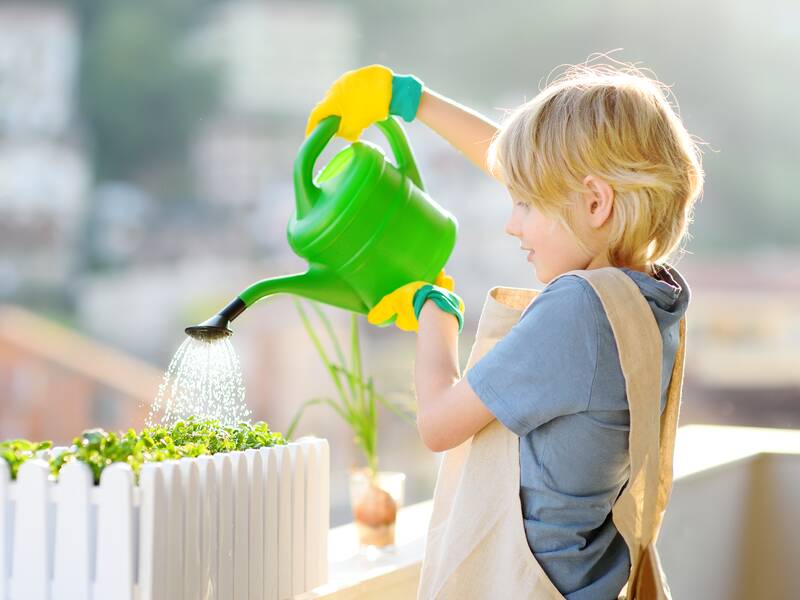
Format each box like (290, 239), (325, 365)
(306, 58), (703, 599)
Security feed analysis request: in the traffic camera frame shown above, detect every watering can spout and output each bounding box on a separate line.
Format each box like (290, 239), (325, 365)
(185, 265), (367, 340)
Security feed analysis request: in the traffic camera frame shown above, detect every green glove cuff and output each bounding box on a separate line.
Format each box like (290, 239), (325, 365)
(413, 284), (464, 333)
(390, 74), (424, 122)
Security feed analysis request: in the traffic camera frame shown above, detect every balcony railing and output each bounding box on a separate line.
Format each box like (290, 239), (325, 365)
(295, 425), (800, 600)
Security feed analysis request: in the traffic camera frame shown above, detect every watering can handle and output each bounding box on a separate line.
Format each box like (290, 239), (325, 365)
(295, 115), (426, 218)
(374, 117), (425, 192)
(294, 115), (340, 218)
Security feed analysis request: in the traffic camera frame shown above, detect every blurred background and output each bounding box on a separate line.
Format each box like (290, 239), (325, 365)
(1, 0), (798, 526)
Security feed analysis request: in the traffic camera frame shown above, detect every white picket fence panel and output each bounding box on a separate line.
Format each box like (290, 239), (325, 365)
(0, 437), (329, 600)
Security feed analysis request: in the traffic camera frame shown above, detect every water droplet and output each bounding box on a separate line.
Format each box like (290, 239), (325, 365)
(147, 336), (251, 428)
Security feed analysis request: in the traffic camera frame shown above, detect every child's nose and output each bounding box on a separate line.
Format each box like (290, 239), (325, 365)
(505, 218), (520, 238)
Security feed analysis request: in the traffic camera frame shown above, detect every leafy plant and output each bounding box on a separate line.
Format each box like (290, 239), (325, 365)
(286, 300), (415, 478)
(0, 439), (53, 479)
(1, 417), (286, 484)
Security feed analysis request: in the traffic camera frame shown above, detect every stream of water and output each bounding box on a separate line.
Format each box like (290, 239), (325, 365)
(147, 336), (251, 428)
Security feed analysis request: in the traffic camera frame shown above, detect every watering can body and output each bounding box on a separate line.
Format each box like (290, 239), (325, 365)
(187, 115), (457, 339)
(287, 115), (457, 312)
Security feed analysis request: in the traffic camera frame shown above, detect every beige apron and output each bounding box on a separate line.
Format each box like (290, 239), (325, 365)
(417, 267), (687, 600)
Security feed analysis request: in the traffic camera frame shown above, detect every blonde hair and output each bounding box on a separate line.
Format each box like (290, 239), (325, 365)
(487, 57), (705, 269)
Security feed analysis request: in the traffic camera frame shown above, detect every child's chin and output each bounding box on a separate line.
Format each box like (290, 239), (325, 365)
(533, 267), (550, 284)
(536, 264), (565, 285)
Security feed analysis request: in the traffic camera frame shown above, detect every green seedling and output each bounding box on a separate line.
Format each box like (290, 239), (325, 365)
(2, 417), (286, 484)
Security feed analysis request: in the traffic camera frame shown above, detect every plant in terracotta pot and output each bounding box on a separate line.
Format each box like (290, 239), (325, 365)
(286, 299), (414, 550)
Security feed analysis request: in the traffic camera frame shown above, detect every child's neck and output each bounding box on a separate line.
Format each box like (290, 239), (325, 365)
(586, 253), (654, 276)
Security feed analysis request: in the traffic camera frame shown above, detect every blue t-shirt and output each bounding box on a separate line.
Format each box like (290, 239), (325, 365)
(466, 265), (689, 600)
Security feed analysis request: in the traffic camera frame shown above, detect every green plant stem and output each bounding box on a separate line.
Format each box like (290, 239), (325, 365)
(311, 302), (357, 403)
(289, 301), (416, 476)
(293, 299), (355, 415)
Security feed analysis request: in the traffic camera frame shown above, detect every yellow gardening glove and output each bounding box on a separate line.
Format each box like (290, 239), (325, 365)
(305, 64), (393, 143)
(435, 270), (456, 292)
(367, 270), (462, 333)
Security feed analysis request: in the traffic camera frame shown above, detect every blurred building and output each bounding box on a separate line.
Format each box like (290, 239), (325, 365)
(0, 2), (90, 300)
(84, 183), (157, 271)
(0, 305), (159, 444)
(186, 0), (358, 211)
(187, 1), (358, 118)
(0, 3), (77, 137)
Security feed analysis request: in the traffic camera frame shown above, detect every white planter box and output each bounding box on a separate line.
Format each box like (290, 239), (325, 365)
(0, 437), (329, 600)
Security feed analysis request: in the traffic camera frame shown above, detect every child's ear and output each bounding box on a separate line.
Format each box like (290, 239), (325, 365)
(581, 175), (614, 229)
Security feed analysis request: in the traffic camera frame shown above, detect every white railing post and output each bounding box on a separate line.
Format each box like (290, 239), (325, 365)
(196, 456), (218, 600)
(52, 461), (93, 600)
(139, 463), (167, 600)
(299, 438), (320, 590)
(160, 461), (185, 600)
(179, 458), (200, 600)
(261, 448), (279, 600)
(318, 439), (330, 585)
(0, 460), (9, 600)
(213, 453), (234, 599)
(244, 449), (264, 600)
(287, 442), (306, 595)
(231, 451), (249, 600)
(11, 460), (50, 600)
(274, 445), (293, 600)
(95, 463), (135, 600)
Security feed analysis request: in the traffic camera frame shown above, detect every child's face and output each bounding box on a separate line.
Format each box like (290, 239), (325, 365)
(504, 192), (593, 284)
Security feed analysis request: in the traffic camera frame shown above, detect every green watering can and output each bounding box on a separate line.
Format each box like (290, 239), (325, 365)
(186, 115), (458, 340)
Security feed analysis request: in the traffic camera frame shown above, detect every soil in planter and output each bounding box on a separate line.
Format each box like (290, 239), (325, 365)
(147, 336), (251, 428)
(353, 483), (398, 547)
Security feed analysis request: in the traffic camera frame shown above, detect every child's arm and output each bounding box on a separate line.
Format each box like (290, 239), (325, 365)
(416, 89), (501, 180)
(415, 302), (495, 452)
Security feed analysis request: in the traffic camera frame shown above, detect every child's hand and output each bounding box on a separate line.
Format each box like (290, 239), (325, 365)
(367, 269), (464, 333)
(305, 64), (424, 142)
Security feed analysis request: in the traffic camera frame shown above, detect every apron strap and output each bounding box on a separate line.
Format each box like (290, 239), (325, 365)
(555, 267), (686, 593)
(656, 316), (686, 526)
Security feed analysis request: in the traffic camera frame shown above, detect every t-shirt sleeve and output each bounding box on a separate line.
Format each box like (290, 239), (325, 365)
(465, 276), (599, 436)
